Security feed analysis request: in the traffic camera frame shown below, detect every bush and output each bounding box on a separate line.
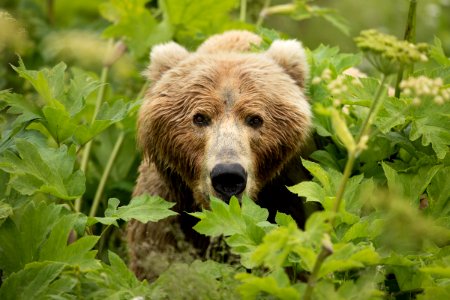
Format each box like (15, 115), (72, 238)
(0, 1), (449, 299)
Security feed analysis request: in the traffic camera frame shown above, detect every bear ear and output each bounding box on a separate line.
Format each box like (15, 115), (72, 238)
(143, 42), (190, 82)
(265, 40), (309, 89)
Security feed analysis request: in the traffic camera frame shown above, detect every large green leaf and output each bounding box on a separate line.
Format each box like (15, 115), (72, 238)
(0, 201), (62, 275)
(160, 0), (238, 47)
(39, 214), (101, 271)
(0, 261), (65, 300)
(236, 271), (302, 300)
(191, 196), (270, 237)
(382, 162), (442, 206)
(0, 139), (85, 200)
(191, 196), (272, 267)
(100, 0), (171, 58)
(318, 243), (380, 278)
(426, 166), (450, 222)
(93, 195), (177, 225)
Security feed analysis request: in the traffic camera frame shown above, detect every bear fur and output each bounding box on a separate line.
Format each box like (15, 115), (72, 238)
(127, 30), (312, 280)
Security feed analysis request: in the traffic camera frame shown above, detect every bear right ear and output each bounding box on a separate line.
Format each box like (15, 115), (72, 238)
(143, 42), (190, 82)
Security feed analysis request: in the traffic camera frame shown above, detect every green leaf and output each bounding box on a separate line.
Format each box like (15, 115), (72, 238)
(288, 181), (325, 204)
(95, 195), (177, 225)
(429, 37), (450, 66)
(341, 216), (384, 242)
(236, 271), (302, 300)
(100, 0), (170, 58)
(318, 243), (380, 278)
(42, 104), (76, 144)
(0, 201), (62, 275)
(291, 4), (349, 36)
(65, 68), (101, 116)
(382, 162), (442, 205)
(0, 91), (41, 128)
(376, 87), (450, 160)
(11, 59), (66, 105)
(0, 139), (85, 200)
(410, 107), (450, 160)
(0, 261), (65, 300)
(418, 285), (450, 300)
(74, 99), (135, 145)
(300, 159), (333, 194)
(39, 214), (101, 271)
(426, 166), (450, 219)
(251, 222), (306, 270)
(374, 96), (409, 133)
(0, 200), (13, 225)
(192, 196), (267, 237)
(192, 197), (271, 267)
(275, 212), (296, 227)
(161, 0), (238, 47)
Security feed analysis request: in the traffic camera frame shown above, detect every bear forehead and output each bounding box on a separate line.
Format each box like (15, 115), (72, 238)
(152, 52), (305, 108)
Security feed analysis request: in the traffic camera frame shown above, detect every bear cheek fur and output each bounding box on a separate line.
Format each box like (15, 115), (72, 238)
(138, 92), (207, 201)
(250, 101), (309, 192)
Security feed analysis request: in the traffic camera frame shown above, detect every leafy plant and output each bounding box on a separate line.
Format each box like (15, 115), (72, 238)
(0, 0), (449, 299)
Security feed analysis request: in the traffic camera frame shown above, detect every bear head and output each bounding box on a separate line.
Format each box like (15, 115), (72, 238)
(139, 30), (311, 207)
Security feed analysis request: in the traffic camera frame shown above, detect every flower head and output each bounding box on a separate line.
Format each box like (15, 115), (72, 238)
(355, 29), (428, 74)
(400, 75), (449, 105)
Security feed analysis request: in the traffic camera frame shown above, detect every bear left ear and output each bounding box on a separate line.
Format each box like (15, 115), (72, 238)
(265, 40), (309, 89)
(143, 42), (190, 82)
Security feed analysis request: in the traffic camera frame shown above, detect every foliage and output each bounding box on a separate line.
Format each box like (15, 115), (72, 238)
(1, 0), (450, 299)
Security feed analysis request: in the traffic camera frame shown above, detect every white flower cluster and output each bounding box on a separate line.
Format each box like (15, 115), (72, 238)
(400, 76), (449, 105)
(327, 74), (348, 99)
(312, 68), (332, 84)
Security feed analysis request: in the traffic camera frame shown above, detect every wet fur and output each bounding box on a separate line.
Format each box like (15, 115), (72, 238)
(127, 31), (312, 280)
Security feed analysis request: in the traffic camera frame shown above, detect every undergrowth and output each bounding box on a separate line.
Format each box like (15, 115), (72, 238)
(0, 0), (449, 299)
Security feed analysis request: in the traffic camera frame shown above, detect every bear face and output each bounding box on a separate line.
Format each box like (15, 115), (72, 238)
(138, 31), (311, 207)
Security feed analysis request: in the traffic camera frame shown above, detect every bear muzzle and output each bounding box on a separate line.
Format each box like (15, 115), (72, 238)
(210, 163), (247, 202)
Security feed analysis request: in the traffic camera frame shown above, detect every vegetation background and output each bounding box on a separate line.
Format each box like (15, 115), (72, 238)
(0, 0), (449, 299)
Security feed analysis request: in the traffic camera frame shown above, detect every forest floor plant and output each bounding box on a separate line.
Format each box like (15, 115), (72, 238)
(0, 0), (449, 299)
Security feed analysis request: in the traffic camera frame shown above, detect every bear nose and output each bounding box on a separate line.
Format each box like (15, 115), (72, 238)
(210, 163), (247, 201)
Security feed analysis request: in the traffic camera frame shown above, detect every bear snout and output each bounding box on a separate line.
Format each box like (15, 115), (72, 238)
(210, 163), (247, 202)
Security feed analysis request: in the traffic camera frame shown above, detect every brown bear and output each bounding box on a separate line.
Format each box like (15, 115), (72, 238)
(127, 30), (312, 280)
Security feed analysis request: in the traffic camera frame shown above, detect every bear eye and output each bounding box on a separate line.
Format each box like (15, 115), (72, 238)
(193, 113), (211, 127)
(246, 115), (263, 129)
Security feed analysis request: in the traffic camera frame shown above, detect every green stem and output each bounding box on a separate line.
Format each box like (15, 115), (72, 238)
(46, 0), (54, 25)
(394, 0), (417, 98)
(75, 66), (110, 212)
(303, 244), (333, 300)
(97, 224), (112, 257)
(89, 131), (125, 218)
(304, 75), (389, 299)
(240, 0), (247, 23)
(332, 151), (356, 213)
(257, 2), (293, 27)
(357, 74), (388, 141)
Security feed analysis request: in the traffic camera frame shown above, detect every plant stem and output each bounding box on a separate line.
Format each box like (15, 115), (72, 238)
(240, 0), (247, 23)
(334, 74), (387, 217)
(258, 1), (295, 27)
(304, 75), (388, 299)
(46, 0), (54, 25)
(97, 224), (112, 257)
(357, 74), (388, 141)
(89, 131), (125, 218)
(303, 244), (333, 300)
(394, 0), (417, 98)
(75, 66), (109, 212)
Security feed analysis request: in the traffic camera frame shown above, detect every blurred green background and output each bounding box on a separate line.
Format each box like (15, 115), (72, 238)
(267, 0), (450, 52)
